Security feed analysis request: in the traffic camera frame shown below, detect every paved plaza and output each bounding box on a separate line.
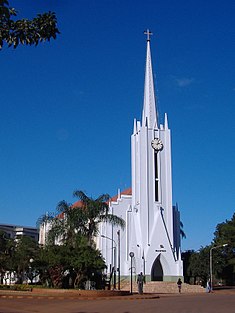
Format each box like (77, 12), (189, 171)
(1, 291), (235, 313)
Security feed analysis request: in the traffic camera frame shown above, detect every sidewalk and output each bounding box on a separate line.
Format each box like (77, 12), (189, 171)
(1, 287), (234, 300)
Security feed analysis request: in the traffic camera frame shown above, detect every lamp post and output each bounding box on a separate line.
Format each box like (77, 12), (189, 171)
(29, 258), (34, 284)
(210, 243), (228, 291)
(142, 255), (146, 280)
(137, 244), (145, 278)
(101, 235), (117, 289)
(129, 252), (134, 294)
(117, 230), (121, 290)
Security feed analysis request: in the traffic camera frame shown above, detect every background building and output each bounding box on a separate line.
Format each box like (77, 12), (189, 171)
(0, 223), (39, 241)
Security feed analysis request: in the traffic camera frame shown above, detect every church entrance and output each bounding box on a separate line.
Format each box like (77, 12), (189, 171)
(151, 255), (163, 281)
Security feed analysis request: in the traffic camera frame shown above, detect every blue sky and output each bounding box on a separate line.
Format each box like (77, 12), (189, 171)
(1, 0), (235, 251)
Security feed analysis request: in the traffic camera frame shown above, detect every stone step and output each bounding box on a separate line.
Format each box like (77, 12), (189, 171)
(120, 281), (205, 294)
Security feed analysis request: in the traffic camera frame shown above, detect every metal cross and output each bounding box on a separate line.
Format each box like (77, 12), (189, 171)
(144, 29), (153, 41)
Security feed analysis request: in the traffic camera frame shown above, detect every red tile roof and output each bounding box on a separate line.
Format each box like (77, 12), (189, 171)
(56, 188), (132, 219)
(110, 187), (132, 202)
(72, 200), (84, 208)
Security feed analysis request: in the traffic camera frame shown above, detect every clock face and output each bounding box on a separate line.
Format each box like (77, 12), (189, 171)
(151, 138), (164, 151)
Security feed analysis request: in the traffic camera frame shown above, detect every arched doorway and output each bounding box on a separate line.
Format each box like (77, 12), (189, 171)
(151, 255), (163, 281)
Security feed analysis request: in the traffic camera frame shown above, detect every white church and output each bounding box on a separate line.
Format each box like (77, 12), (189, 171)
(97, 30), (183, 282)
(39, 30), (183, 283)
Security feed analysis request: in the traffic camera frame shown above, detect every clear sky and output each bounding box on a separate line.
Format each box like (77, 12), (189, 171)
(1, 0), (235, 251)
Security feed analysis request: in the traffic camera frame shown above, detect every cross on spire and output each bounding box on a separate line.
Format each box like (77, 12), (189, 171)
(144, 29), (153, 41)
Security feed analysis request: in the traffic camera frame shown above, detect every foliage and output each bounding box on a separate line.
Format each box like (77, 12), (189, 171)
(36, 235), (106, 288)
(0, 284), (32, 291)
(183, 246), (210, 286)
(45, 190), (125, 246)
(182, 250), (194, 283)
(0, 232), (41, 285)
(65, 235), (106, 288)
(35, 245), (64, 288)
(180, 221), (186, 239)
(35, 190), (123, 288)
(2, 190), (124, 289)
(213, 213), (235, 249)
(183, 212), (235, 286)
(212, 213), (235, 284)
(11, 236), (40, 284)
(36, 212), (54, 229)
(0, 0), (59, 49)
(0, 232), (106, 288)
(0, 230), (15, 279)
(72, 190), (125, 242)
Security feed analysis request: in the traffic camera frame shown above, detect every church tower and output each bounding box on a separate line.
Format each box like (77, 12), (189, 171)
(130, 30), (182, 281)
(98, 30), (183, 282)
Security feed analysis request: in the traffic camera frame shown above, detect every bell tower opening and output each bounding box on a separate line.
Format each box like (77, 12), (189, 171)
(151, 255), (163, 281)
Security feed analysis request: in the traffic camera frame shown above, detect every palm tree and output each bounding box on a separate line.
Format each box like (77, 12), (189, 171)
(47, 199), (90, 246)
(39, 190), (125, 246)
(73, 190), (125, 243)
(180, 221), (186, 239)
(36, 212), (54, 229)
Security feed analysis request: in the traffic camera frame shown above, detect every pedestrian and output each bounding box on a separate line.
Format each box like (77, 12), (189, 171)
(177, 278), (182, 293)
(137, 272), (144, 294)
(206, 279), (211, 293)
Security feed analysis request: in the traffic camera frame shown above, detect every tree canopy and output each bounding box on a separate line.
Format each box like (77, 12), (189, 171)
(35, 190), (125, 288)
(183, 212), (235, 286)
(0, 0), (59, 49)
(36, 235), (106, 288)
(0, 230), (106, 288)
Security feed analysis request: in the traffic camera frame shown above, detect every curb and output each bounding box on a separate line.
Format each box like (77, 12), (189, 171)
(0, 293), (160, 301)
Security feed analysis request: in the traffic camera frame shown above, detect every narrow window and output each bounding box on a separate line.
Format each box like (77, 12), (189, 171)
(154, 151), (159, 201)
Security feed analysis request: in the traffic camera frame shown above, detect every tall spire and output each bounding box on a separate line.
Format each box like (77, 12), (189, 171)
(142, 29), (158, 129)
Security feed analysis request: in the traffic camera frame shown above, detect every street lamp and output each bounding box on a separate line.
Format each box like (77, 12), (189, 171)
(101, 235), (117, 289)
(129, 252), (134, 294)
(28, 258), (34, 284)
(210, 243), (228, 291)
(117, 230), (121, 290)
(137, 244), (146, 278)
(142, 254), (146, 280)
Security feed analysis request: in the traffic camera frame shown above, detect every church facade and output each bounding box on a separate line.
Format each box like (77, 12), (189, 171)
(97, 31), (183, 282)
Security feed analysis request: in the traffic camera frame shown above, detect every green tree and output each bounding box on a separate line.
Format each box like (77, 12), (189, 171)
(0, 0), (59, 49)
(0, 230), (15, 282)
(37, 190), (124, 288)
(183, 212), (235, 286)
(36, 235), (106, 288)
(36, 244), (66, 288)
(182, 246), (211, 286)
(11, 236), (40, 284)
(182, 250), (195, 283)
(45, 200), (89, 247)
(212, 213), (235, 285)
(190, 246), (210, 286)
(59, 235), (106, 288)
(213, 213), (235, 249)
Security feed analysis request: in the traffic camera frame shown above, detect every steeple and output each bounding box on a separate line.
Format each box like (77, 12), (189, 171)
(141, 29), (158, 129)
